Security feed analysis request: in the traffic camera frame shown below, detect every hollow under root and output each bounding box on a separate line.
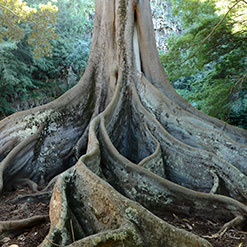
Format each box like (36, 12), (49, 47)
(10, 175), (60, 204)
(15, 178), (39, 193)
(204, 215), (246, 239)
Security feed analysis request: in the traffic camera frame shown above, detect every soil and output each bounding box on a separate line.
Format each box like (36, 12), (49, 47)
(0, 187), (50, 247)
(161, 213), (247, 247)
(0, 186), (246, 247)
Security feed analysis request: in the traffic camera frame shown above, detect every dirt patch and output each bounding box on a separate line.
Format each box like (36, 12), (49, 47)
(0, 187), (50, 247)
(162, 212), (247, 247)
(0, 187), (246, 247)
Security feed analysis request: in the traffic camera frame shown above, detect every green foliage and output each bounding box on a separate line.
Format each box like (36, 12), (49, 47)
(26, 0), (94, 79)
(0, 0), (94, 118)
(161, 0), (247, 127)
(0, 0), (58, 57)
(31, 0), (94, 91)
(0, 40), (35, 115)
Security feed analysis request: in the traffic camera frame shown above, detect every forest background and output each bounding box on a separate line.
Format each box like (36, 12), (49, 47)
(0, 0), (247, 128)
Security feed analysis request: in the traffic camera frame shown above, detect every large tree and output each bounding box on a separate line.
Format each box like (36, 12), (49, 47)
(1, 0), (247, 246)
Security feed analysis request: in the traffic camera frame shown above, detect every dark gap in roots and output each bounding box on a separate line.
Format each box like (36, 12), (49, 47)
(242, 221), (247, 231)
(64, 177), (97, 242)
(3, 150), (35, 191)
(46, 152), (77, 183)
(217, 177), (231, 198)
(50, 230), (63, 247)
(116, 113), (139, 163)
(108, 100), (156, 164)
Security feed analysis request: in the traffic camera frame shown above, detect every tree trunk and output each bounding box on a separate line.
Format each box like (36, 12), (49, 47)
(0, 0), (247, 246)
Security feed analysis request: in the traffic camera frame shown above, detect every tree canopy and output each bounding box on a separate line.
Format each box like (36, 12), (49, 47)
(0, 0), (94, 117)
(160, 0), (247, 127)
(0, 0), (58, 57)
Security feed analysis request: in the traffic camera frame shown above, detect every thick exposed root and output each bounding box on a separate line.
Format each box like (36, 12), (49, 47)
(0, 137), (18, 161)
(137, 75), (247, 175)
(97, 89), (247, 222)
(133, 78), (247, 201)
(41, 80), (247, 246)
(10, 191), (52, 204)
(15, 178), (39, 193)
(40, 164), (212, 247)
(0, 215), (48, 236)
(0, 124), (44, 192)
(0, 78), (99, 191)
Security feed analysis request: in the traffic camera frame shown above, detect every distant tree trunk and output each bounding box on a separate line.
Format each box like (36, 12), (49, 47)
(0, 0), (247, 246)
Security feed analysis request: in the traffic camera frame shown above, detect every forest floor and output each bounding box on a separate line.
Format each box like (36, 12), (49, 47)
(0, 186), (247, 247)
(0, 187), (50, 247)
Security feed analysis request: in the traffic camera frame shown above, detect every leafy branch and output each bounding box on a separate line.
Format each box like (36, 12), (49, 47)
(183, 0), (242, 63)
(0, 3), (20, 18)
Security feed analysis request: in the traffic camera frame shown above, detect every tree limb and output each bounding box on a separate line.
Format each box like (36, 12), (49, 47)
(184, 0), (242, 63)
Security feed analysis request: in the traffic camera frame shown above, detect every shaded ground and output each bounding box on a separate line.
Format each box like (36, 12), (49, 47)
(0, 187), (50, 247)
(0, 186), (246, 247)
(162, 213), (247, 247)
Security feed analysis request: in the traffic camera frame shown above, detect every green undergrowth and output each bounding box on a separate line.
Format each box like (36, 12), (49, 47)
(158, 0), (247, 128)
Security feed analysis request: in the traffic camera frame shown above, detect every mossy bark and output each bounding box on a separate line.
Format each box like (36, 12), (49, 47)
(0, 0), (247, 246)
